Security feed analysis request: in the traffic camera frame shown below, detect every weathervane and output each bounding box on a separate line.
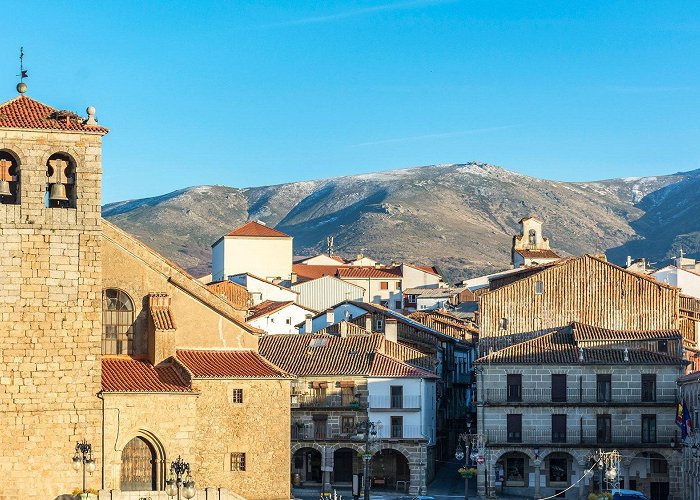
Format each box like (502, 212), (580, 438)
(17, 47), (28, 94)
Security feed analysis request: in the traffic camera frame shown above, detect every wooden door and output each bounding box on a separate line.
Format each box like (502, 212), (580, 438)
(120, 437), (157, 491)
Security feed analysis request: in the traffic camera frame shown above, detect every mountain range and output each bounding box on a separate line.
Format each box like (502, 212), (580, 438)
(102, 162), (700, 283)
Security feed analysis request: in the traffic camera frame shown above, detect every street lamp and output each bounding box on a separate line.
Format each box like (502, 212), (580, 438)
(355, 420), (378, 500)
(456, 432), (486, 500)
(165, 456), (196, 499)
(72, 440), (96, 497)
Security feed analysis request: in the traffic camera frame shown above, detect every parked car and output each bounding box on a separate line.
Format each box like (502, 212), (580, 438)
(611, 489), (650, 500)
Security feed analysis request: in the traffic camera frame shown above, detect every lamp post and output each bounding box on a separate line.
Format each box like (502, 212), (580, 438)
(456, 432), (486, 500)
(590, 449), (621, 492)
(72, 440), (96, 498)
(355, 420), (378, 500)
(165, 456), (196, 500)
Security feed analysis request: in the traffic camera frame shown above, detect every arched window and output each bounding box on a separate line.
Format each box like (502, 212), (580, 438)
(103, 289), (134, 355)
(0, 150), (20, 205)
(528, 229), (537, 246)
(46, 153), (76, 208)
(121, 437), (157, 491)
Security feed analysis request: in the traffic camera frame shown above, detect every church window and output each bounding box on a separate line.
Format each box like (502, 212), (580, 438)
(46, 153), (76, 208)
(0, 151), (20, 205)
(103, 289), (134, 355)
(528, 229), (537, 246)
(232, 388), (244, 404)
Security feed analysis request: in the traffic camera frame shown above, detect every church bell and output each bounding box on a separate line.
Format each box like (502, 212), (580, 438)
(49, 182), (69, 202)
(0, 179), (11, 197)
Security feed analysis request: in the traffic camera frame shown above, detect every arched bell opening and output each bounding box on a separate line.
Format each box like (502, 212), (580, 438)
(0, 150), (20, 205)
(46, 152), (76, 208)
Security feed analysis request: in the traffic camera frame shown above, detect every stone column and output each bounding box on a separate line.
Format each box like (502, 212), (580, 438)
(533, 459), (542, 499)
(477, 462), (486, 499)
(621, 463), (630, 492)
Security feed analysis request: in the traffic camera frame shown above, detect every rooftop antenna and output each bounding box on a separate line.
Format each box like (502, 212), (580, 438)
(17, 47), (28, 94)
(326, 236), (334, 257)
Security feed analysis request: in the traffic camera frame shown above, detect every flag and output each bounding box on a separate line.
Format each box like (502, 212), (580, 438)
(677, 401), (684, 429)
(683, 399), (694, 440)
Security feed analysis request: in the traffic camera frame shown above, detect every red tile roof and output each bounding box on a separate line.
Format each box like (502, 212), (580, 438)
(102, 357), (191, 393)
(176, 349), (289, 378)
(247, 300), (295, 321)
(476, 327), (684, 365)
(337, 267), (402, 279)
(514, 249), (561, 259)
(0, 95), (109, 134)
(571, 322), (681, 342)
(258, 333), (436, 378)
(149, 293), (176, 330)
(410, 265), (441, 276)
(225, 220), (290, 238)
(292, 263), (342, 280)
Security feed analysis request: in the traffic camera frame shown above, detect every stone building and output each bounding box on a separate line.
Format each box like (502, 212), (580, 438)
(677, 371), (700, 500)
(0, 90), (292, 499)
(476, 323), (686, 500)
(258, 333), (437, 495)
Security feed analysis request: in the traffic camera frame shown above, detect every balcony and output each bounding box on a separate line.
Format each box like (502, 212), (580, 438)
(291, 424), (433, 441)
(375, 424), (433, 440)
(292, 394), (362, 408)
(481, 388), (677, 405)
(485, 428), (677, 447)
(368, 395), (421, 410)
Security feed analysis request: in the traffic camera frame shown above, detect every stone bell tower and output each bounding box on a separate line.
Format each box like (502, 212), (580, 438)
(0, 82), (108, 497)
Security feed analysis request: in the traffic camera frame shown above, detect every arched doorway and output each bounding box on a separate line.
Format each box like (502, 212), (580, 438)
(543, 452), (575, 492)
(495, 451), (531, 496)
(333, 448), (356, 484)
(120, 437), (157, 491)
(629, 452), (670, 500)
(293, 447), (322, 483)
(370, 449), (410, 489)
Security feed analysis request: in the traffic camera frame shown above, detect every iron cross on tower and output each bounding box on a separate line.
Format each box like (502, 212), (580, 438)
(17, 47), (28, 94)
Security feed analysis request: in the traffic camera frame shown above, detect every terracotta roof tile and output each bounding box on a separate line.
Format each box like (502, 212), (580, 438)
(571, 322), (681, 342)
(514, 249), (561, 259)
(476, 327), (684, 365)
(247, 300), (295, 321)
(102, 357), (191, 392)
(225, 220), (290, 238)
(258, 333), (435, 378)
(292, 263), (342, 280)
(176, 349), (289, 378)
(410, 265), (441, 276)
(337, 267), (402, 279)
(0, 95), (109, 134)
(149, 293), (176, 330)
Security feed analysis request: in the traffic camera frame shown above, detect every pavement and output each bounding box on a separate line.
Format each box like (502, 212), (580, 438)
(292, 459), (480, 500)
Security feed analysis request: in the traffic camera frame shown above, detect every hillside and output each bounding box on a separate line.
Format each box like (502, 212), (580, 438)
(102, 162), (700, 282)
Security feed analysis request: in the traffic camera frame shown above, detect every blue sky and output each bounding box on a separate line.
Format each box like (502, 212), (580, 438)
(2, 1), (699, 203)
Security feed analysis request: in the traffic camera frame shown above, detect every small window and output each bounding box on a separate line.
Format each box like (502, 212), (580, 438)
(232, 388), (243, 404)
(285, 318), (291, 324)
(407, 294), (417, 303)
(552, 414), (567, 443)
(534, 280), (544, 295)
(375, 319), (384, 331)
(341, 416), (355, 434)
(380, 282), (389, 290)
(507, 374), (522, 402)
(394, 300), (402, 309)
(230, 452), (246, 471)
(597, 414), (612, 443)
(390, 385), (404, 408)
(102, 289), (134, 355)
(658, 340), (668, 353)
(507, 414), (522, 443)
(390, 416), (403, 438)
(596, 374), (612, 402)
(501, 317), (508, 330)
(395, 281), (402, 290)
(641, 414), (656, 443)
(552, 374), (567, 402)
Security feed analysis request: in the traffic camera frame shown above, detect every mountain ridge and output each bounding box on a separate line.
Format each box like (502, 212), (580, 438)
(102, 162), (700, 282)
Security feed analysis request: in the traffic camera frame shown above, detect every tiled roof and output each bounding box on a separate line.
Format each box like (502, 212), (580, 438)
(0, 95), (109, 134)
(225, 220), (290, 238)
(102, 357), (191, 393)
(337, 267), (402, 279)
(206, 280), (250, 310)
(410, 265), (441, 276)
(475, 328), (684, 365)
(247, 300), (295, 321)
(403, 287), (455, 297)
(149, 293), (176, 330)
(369, 353), (437, 378)
(176, 349), (289, 378)
(571, 322), (681, 342)
(259, 333), (434, 378)
(514, 248), (561, 259)
(292, 264), (342, 280)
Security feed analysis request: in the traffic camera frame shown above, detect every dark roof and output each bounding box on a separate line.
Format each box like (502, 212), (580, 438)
(225, 221), (290, 238)
(258, 333), (436, 378)
(176, 349), (289, 378)
(0, 95), (109, 134)
(476, 327), (685, 366)
(102, 357), (191, 393)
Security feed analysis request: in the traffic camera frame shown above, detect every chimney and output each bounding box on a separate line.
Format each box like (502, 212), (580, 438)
(626, 256), (632, 268)
(304, 313), (313, 334)
(385, 317), (398, 343)
(325, 308), (334, 326)
(290, 272), (298, 284)
(365, 313), (373, 333)
(339, 321), (348, 337)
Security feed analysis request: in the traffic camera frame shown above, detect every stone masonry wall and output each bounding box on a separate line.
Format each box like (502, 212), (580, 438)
(193, 378), (291, 500)
(0, 129), (104, 499)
